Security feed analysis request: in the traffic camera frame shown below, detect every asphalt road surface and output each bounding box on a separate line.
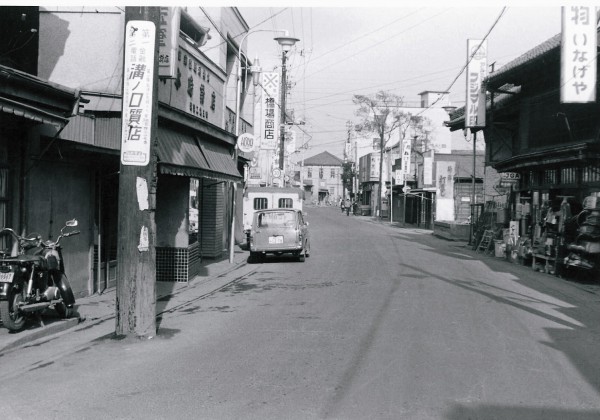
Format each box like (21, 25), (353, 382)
(1, 205), (600, 420)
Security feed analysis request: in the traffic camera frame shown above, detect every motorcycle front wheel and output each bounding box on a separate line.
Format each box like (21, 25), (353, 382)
(0, 289), (26, 331)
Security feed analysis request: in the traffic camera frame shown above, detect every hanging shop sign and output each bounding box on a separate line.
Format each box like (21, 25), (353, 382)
(121, 20), (156, 166)
(158, 7), (180, 79)
(465, 39), (487, 128)
(423, 150), (434, 186)
(560, 6), (597, 103)
(395, 169), (403, 185)
(401, 139), (411, 178)
(260, 72), (280, 150)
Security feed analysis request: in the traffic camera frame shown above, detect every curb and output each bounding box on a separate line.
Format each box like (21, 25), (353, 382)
(0, 317), (80, 354)
(0, 251), (250, 355)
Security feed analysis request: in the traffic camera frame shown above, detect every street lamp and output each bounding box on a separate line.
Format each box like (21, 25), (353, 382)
(274, 33), (300, 184)
(374, 111), (388, 219)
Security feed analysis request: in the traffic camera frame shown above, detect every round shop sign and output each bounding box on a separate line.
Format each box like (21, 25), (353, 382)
(272, 168), (282, 178)
(237, 133), (256, 153)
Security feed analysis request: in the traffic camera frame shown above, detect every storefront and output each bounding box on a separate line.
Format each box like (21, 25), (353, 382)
(154, 121), (242, 282)
(0, 64), (86, 294)
(446, 31), (600, 278)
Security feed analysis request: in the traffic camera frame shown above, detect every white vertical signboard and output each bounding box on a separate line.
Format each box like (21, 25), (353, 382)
(401, 139), (411, 181)
(423, 150), (434, 186)
(465, 39), (487, 128)
(260, 72), (280, 150)
(121, 21), (156, 166)
(158, 7), (180, 79)
(561, 6), (597, 103)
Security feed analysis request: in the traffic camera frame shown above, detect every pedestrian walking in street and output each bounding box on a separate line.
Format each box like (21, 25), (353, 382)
(345, 198), (352, 216)
(340, 197), (345, 213)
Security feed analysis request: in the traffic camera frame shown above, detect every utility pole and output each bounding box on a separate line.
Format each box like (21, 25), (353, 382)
(116, 6), (160, 338)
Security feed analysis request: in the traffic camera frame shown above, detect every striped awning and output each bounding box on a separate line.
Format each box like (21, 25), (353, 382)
(156, 126), (241, 182)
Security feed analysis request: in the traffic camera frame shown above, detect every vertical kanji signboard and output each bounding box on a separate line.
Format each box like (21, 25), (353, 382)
(121, 20), (156, 166)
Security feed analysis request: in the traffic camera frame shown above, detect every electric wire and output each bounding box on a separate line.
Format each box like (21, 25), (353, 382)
(414, 6), (507, 116)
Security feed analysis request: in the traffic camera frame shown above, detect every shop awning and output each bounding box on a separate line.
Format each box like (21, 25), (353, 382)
(156, 126), (242, 182)
(0, 95), (69, 127)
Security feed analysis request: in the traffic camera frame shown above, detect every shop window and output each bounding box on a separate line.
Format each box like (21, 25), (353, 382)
(254, 197), (268, 210)
(278, 198), (293, 208)
(189, 178), (200, 244)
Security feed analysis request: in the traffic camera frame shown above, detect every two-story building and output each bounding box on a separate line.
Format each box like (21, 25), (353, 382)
(0, 6), (259, 296)
(446, 28), (600, 274)
(301, 151), (344, 204)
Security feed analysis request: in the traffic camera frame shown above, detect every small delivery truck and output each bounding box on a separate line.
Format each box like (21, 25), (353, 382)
(242, 187), (304, 242)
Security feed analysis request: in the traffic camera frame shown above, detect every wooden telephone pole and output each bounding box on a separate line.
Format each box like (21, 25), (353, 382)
(116, 6), (160, 338)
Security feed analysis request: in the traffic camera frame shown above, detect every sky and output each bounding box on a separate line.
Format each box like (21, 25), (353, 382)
(233, 2), (566, 162)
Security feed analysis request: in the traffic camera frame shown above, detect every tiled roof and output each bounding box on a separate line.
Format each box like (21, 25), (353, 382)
(486, 33), (561, 88)
(303, 151), (344, 166)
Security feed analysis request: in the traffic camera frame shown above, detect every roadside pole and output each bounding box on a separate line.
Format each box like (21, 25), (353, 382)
(116, 7), (160, 338)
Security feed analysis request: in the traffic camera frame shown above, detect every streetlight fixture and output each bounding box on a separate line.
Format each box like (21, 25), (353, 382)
(374, 110), (388, 219)
(274, 32), (300, 184)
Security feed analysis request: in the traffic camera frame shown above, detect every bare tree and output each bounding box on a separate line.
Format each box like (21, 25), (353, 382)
(352, 91), (412, 217)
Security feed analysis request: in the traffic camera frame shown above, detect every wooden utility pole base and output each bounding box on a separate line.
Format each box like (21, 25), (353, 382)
(115, 6), (160, 338)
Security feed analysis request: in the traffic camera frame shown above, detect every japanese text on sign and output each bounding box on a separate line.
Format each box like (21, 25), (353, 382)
(465, 39), (487, 128)
(158, 7), (180, 79)
(561, 6), (597, 103)
(260, 72), (280, 150)
(121, 20), (156, 166)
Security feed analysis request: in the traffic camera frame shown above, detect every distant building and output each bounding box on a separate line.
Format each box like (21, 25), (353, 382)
(301, 151), (344, 204)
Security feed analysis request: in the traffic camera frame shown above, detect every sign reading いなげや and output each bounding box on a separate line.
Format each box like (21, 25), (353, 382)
(121, 20), (156, 166)
(560, 6), (597, 103)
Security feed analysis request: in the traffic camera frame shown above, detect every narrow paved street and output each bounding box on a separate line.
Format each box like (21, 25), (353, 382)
(1, 206), (600, 420)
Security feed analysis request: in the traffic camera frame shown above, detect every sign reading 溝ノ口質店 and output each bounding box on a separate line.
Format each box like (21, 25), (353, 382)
(121, 20), (156, 166)
(560, 6), (597, 103)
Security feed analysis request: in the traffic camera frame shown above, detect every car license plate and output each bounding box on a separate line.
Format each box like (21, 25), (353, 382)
(269, 236), (283, 244)
(0, 272), (14, 283)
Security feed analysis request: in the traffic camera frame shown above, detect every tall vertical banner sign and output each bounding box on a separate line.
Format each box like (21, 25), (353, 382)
(260, 72), (280, 150)
(465, 39), (487, 128)
(158, 7), (180, 79)
(401, 138), (412, 182)
(423, 150), (434, 186)
(561, 6), (597, 103)
(121, 21), (156, 166)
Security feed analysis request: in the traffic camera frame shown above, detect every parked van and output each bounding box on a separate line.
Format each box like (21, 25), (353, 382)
(242, 187), (304, 240)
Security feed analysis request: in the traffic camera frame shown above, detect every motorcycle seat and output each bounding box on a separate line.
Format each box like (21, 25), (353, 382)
(0, 254), (45, 264)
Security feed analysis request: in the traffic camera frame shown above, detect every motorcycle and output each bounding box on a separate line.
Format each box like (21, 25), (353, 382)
(0, 219), (79, 331)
